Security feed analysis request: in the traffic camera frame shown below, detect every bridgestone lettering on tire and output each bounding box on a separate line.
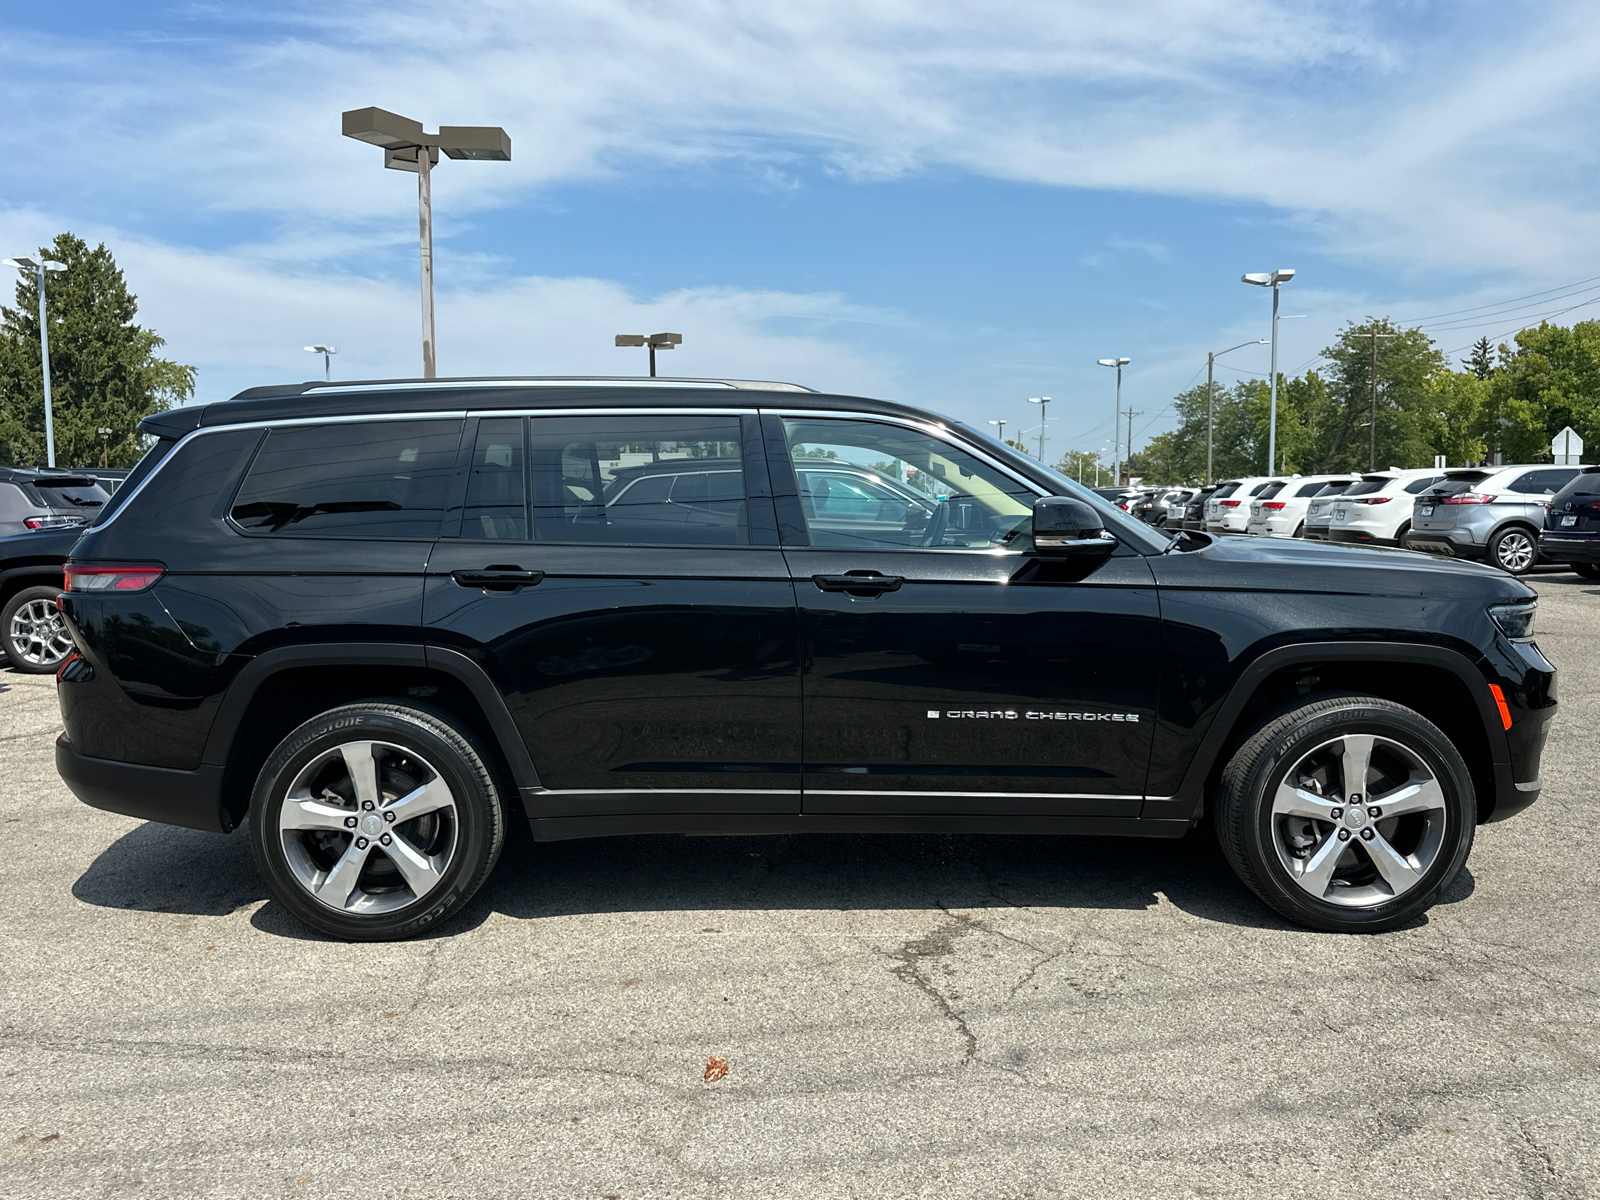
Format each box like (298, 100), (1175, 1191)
(248, 703), (506, 941)
(1214, 693), (1475, 933)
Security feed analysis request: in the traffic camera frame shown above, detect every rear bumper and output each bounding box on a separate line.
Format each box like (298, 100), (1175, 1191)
(1537, 534), (1600, 565)
(1329, 528), (1400, 547)
(1403, 531), (1486, 559)
(55, 733), (229, 833)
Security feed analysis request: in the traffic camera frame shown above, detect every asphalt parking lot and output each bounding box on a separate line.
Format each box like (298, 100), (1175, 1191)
(2, 571), (1596, 1200)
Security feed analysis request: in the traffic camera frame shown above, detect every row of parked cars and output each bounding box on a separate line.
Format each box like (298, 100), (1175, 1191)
(1100, 462), (1600, 577)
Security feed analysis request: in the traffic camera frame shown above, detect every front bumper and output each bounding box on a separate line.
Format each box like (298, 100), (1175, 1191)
(1538, 533), (1600, 565)
(55, 733), (230, 833)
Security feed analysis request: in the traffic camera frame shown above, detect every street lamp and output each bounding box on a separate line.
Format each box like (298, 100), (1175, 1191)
(97, 426), (113, 469)
(304, 345), (338, 382)
(2, 255), (68, 468)
(1241, 268), (1295, 474)
(615, 332), (683, 377)
(988, 418), (1007, 448)
(1205, 340), (1267, 484)
(1027, 397), (1051, 460)
(342, 107), (512, 380)
(1097, 358), (1130, 486)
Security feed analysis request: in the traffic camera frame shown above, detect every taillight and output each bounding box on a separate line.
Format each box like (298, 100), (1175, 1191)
(1442, 492), (1495, 505)
(1262, 501), (1287, 510)
(63, 563), (164, 592)
(23, 515), (87, 531)
(1364, 496), (1393, 505)
(1220, 500), (1241, 508)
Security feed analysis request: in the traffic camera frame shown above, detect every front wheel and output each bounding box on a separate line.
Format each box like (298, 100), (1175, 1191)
(3, 585), (74, 673)
(1488, 526), (1538, 575)
(1215, 694), (1475, 932)
(248, 703), (506, 941)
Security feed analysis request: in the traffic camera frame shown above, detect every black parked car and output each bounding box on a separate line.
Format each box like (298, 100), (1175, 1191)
(54, 376), (1555, 940)
(1181, 485), (1218, 531)
(1538, 465), (1600, 578)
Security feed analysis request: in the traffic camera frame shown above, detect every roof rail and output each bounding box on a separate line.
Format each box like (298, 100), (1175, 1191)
(229, 376), (818, 400)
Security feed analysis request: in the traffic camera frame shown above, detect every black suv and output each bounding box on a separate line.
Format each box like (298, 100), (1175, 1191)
(53, 378), (1556, 940)
(1538, 465), (1600, 578)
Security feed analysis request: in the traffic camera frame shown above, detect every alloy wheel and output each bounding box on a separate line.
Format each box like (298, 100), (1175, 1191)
(1495, 530), (1536, 573)
(1270, 733), (1448, 907)
(278, 739), (459, 915)
(8, 597), (74, 668)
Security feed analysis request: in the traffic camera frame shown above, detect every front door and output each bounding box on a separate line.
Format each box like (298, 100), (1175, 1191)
(424, 412), (801, 817)
(768, 414), (1161, 817)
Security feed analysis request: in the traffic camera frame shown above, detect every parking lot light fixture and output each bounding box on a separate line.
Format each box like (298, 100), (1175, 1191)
(1026, 397), (1051, 459)
(1241, 268), (1295, 474)
(988, 418), (1007, 449)
(1097, 358), (1130, 485)
(614, 332), (683, 377)
(342, 108), (511, 380)
(2, 255), (68, 468)
(304, 345), (338, 382)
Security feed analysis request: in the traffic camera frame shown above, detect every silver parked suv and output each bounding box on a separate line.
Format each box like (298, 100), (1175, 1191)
(1403, 464), (1582, 575)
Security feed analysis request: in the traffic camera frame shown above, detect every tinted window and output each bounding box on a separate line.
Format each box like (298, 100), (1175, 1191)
(1213, 483), (1239, 499)
(1403, 475), (1444, 494)
(1552, 468), (1600, 500)
(529, 415), (748, 545)
(784, 417), (1033, 550)
(31, 478), (108, 510)
(1258, 482), (1286, 499)
(1508, 468), (1579, 495)
(1344, 479), (1386, 497)
(231, 420), (462, 538)
(1295, 482), (1326, 497)
(462, 418), (526, 540)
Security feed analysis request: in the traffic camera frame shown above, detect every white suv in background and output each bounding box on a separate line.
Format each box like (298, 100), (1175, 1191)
(1245, 474), (1359, 538)
(1324, 468), (1447, 547)
(1205, 476), (1274, 534)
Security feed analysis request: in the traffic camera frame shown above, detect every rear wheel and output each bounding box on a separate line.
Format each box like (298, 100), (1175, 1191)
(1215, 694), (1474, 932)
(1488, 525), (1538, 575)
(3, 585), (73, 673)
(248, 703), (506, 941)
(1571, 562), (1600, 580)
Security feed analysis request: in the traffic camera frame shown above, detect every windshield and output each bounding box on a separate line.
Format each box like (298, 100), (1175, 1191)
(953, 423), (1168, 551)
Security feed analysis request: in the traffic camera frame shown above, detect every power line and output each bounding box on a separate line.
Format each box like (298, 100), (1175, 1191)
(1397, 272), (1600, 324)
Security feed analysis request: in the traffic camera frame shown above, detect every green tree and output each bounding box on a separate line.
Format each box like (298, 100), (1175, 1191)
(0, 232), (194, 467)
(1464, 336), (1495, 381)
(1478, 320), (1600, 463)
(1423, 370), (1488, 467)
(1313, 319), (1445, 473)
(1053, 448), (1105, 484)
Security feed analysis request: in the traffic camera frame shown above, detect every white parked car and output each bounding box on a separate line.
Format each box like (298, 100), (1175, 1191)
(1245, 474), (1359, 538)
(1323, 468), (1447, 547)
(1204, 476), (1275, 534)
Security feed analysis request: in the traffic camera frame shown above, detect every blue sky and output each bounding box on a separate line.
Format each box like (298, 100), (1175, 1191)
(4, 0), (1600, 460)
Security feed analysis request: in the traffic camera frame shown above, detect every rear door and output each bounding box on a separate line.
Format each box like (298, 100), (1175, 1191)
(769, 413), (1160, 818)
(423, 410), (801, 817)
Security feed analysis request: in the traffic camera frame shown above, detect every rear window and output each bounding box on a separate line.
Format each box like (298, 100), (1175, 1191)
(1508, 468), (1579, 495)
(231, 420), (463, 538)
(1552, 467), (1600, 500)
(1213, 483), (1239, 499)
(1258, 482), (1286, 499)
(1403, 475), (1444, 494)
(1343, 478), (1387, 497)
(1296, 481), (1331, 497)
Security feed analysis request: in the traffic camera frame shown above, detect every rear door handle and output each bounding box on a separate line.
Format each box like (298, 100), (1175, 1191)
(451, 567), (544, 590)
(812, 572), (903, 596)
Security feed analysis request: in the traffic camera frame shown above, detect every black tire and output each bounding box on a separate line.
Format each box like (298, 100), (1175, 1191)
(1292, 522), (1304, 538)
(1215, 693), (1475, 933)
(1572, 562), (1600, 580)
(3, 584), (74, 673)
(1487, 525), (1539, 575)
(248, 703), (506, 941)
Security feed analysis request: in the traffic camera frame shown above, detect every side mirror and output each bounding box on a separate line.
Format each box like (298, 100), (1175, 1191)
(1031, 496), (1117, 558)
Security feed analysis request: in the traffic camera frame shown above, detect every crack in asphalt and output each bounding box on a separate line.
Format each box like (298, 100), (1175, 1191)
(886, 911), (980, 1063)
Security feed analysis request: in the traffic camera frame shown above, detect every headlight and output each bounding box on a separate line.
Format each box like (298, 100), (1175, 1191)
(1489, 600), (1537, 640)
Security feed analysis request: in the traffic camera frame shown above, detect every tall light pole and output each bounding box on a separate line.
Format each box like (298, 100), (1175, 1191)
(988, 418), (1007, 447)
(304, 345), (338, 382)
(1098, 358), (1130, 486)
(1241, 269), (1295, 474)
(343, 108), (511, 380)
(1205, 339), (1267, 485)
(3, 255), (68, 468)
(615, 332), (683, 376)
(1027, 397), (1051, 460)
(1358, 329), (1397, 471)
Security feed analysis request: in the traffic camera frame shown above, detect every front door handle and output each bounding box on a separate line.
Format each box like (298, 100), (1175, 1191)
(451, 567), (544, 591)
(812, 572), (903, 596)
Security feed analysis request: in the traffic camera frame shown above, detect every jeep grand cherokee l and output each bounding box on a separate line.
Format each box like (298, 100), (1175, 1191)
(53, 377), (1556, 940)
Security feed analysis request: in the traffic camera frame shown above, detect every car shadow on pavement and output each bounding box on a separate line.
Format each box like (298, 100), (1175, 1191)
(72, 817), (1474, 939)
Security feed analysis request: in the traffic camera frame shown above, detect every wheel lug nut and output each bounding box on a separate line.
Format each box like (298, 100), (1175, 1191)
(1338, 829), (1352, 841)
(343, 816), (357, 829)
(1360, 829), (1375, 841)
(1330, 807), (1343, 820)
(355, 837), (369, 850)
(1349, 793), (1362, 805)
(383, 811), (396, 823)
(1368, 806), (1381, 818)
(361, 800), (375, 811)
(380, 833), (392, 846)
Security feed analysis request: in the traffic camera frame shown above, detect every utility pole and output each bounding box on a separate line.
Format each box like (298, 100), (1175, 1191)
(1027, 397), (1051, 460)
(1123, 411), (1144, 483)
(1361, 330), (1398, 471)
(1204, 340), (1266, 486)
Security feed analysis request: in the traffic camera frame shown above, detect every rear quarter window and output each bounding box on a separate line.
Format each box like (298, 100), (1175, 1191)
(231, 420), (463, 539)
(1403, 475), (1444, 494)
